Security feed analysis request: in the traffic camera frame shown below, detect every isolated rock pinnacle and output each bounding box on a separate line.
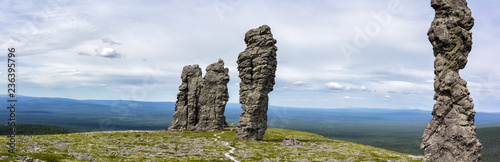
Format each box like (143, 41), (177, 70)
(236, 25), (278, 140)
(421, 0), (482, 161)
(168, 65), (202, 130)
(194, 59), (230, 132)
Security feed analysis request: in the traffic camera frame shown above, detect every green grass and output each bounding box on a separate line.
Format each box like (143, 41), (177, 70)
(0, 127), (423, 161)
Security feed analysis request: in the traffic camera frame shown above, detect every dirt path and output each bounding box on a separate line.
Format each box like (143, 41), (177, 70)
(214, 130), (239, 162)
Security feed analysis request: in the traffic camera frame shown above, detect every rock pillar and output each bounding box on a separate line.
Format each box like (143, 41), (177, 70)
(194, 59), (230, 132)
(168, 65), (203, 130)
(421, 0), (482, 161)
(236, 25), (278, 140)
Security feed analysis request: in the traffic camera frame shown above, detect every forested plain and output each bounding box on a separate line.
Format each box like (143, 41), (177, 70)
(1, 96), (499, 161)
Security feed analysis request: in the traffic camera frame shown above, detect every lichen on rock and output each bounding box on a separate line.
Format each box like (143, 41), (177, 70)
(194, 59), (230, 132)
(421, 0), (482, 161)
(169, 60), (230, 132)
(236, 25), (278, 140)
(168, 65), (203, 131)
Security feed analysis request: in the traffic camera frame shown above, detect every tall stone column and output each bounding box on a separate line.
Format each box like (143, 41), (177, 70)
(194, 59), (230, 132)
(236, 25), (278, 140)
(168, 65), (203, 130)
(421, 0), (482, 161)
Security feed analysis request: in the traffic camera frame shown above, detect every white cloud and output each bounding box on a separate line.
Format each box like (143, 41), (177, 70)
(344, 96), (363, 100)
(293, 81), (307, 86)
(326, 82), (343, 90)
(1, 0), (498, 112)
(383, 94), (391, 101)
(325, 82), (368, 91)
(95, 47), (123, 58)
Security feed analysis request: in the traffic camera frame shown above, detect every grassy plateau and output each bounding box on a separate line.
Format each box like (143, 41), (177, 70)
(0, 127), (423, 162)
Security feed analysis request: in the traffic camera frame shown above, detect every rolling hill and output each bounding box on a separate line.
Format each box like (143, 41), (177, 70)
(0, 127), (423, 161)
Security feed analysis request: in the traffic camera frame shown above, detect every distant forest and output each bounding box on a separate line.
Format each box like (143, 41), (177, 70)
(477, 126), (500, 161)
(0, 124), (77, 135)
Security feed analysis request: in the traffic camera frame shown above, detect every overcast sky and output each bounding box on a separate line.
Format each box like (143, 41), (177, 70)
(1, 0), (499, 112)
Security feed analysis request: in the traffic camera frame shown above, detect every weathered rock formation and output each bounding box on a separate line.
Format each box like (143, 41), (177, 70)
(236, 25), (278, 140)
(421, 0), (482, 161)
(194, 59), (230, 132)
(168, 65), (202, 130)
(169, 60), (230, 132)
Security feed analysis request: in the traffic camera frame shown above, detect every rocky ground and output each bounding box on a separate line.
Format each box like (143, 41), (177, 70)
(0, 127), (423, 161)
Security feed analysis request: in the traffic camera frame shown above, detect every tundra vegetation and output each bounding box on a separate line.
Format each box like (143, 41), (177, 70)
(0, 127), (423, 161)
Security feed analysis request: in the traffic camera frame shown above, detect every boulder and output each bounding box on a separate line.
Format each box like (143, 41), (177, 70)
(281, 137), (303, 146)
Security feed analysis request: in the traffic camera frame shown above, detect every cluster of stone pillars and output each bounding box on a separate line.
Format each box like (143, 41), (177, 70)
(168, 59), (230, 132)
(169, 1), (483, 160)
(169, 25), (277, 141)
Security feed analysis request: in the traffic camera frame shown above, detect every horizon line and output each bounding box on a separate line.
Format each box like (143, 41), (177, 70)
(1, 94), (499, 113)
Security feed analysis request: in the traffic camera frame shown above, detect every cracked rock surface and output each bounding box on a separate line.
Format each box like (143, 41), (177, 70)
(194, 59), (230, 132)
(169, 65), (203, 130)
(421, 0), (482, 161)
(236, 25), (278, 140)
